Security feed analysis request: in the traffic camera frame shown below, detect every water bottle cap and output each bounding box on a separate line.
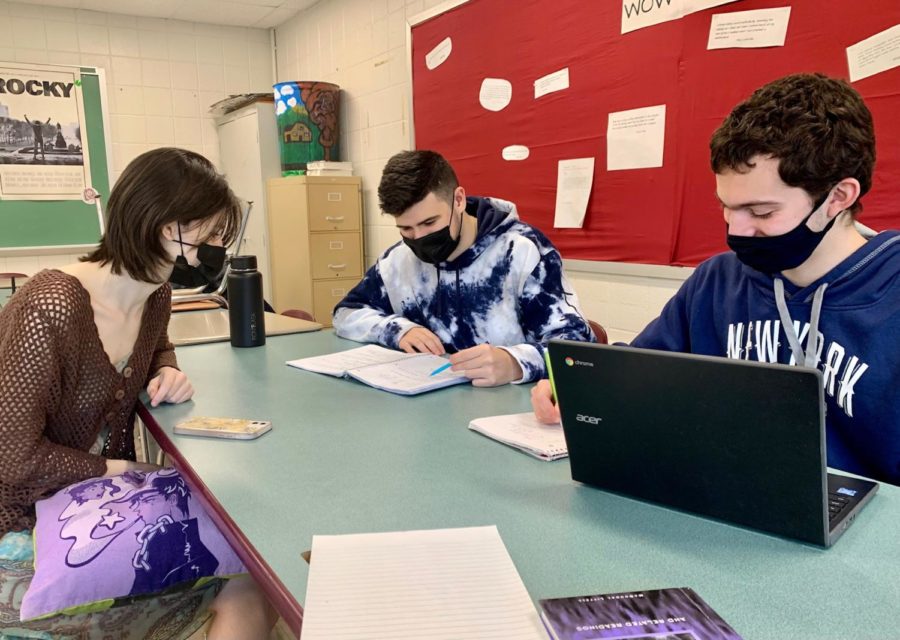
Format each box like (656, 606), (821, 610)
(230, 255), (257, 271)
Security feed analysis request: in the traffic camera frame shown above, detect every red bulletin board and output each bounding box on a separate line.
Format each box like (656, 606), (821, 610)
(410, 0), (900, 266)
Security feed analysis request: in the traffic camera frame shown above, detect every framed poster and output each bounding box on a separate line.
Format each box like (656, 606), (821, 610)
(0, 62), (92, 201)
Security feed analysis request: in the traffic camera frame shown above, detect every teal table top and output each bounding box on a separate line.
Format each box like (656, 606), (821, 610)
(143, 331), (900, 639)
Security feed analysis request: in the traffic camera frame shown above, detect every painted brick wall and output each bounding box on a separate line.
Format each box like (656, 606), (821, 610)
(273, 0), (689, 341)
(0, 0), (273, 277)
(1, 0), (688, 340)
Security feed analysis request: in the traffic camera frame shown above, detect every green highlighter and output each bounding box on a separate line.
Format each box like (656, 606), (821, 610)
(543, 349), (558, 403)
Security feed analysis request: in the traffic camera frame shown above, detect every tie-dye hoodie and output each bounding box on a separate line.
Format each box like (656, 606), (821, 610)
(333, 196), (594, 383)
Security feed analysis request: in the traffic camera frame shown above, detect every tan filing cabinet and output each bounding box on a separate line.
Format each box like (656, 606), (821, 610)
(265, 176), (364, 326)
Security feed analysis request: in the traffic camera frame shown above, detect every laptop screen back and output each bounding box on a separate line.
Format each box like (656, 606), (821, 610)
(549, 341), (829, 545)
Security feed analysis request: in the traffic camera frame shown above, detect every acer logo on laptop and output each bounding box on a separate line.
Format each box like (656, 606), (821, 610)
(576, 414), (602, 425)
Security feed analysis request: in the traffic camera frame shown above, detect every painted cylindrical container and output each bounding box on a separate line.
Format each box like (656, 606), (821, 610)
(272, 81), (341, 175)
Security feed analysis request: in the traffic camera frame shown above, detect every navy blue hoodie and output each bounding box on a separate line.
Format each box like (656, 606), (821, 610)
(633, 231), (900, 485)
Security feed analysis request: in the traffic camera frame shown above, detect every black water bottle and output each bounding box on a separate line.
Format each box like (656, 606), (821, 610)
(227, 255), (266, 347)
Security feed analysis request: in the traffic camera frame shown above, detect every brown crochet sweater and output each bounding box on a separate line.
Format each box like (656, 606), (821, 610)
(0, 270), (177, 534)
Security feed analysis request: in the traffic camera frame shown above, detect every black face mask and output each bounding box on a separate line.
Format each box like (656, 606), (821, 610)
(169, 226), (227, 287)
(726, 190), (836, 274)
(402, 205), (464, 265)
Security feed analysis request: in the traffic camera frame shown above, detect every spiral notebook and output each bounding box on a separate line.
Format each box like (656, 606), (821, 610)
(468, 412), (568, 461)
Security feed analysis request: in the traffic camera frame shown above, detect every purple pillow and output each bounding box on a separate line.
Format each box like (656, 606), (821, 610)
(21, 468), (245, 620)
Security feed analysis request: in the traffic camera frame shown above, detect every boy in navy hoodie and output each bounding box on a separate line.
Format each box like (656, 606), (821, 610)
(333, 150), (594, 386)
(533, 73), (899, 486)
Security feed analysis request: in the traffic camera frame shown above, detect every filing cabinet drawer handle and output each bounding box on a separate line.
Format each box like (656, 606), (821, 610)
(325, 216), (345, 222)
(328, 263), (347, 270)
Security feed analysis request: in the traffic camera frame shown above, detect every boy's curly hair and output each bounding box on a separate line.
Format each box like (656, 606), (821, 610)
(710, 73), (875, 214)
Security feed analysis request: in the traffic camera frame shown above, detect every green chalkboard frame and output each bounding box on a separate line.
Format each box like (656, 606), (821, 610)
(0, 65), (111, 255)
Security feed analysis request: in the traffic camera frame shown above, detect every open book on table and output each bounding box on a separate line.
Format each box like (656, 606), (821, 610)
(286, 344), (469, 396)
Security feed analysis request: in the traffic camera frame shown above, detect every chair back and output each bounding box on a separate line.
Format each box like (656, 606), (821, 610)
(588, 319), (608, 344)
(281, 309), (315, 322)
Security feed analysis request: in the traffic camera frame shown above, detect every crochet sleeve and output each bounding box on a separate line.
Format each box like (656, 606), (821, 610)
(148, 286), (178, 377)
(148, 328), (178, 377)
(0, 299), (107, 489)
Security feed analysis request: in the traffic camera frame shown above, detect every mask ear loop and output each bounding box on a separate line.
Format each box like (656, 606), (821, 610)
(173, 223), (194, 274)
(807, 187), (835, 230)
(176, 223), (187, 260)
(176, 222), (208, 250)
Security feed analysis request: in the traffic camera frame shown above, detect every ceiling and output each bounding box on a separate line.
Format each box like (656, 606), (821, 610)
(11, 0), (320, 28)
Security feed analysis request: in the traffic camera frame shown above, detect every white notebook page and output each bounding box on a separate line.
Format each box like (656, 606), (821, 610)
(301, 526), (547, 640)
(347, 354), (467, 394)
(285, 344), (407, 377)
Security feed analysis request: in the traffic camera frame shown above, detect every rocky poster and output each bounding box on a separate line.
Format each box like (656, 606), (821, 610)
(0, 62), (92, 200)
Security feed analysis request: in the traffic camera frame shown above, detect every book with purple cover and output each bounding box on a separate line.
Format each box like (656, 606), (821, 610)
(539, 587), (743, 640)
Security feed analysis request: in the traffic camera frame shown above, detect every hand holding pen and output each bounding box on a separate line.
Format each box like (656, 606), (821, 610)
(532, 351), (561, 424)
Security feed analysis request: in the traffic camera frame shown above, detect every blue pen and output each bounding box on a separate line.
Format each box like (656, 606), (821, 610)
(429, 362), (452, 376)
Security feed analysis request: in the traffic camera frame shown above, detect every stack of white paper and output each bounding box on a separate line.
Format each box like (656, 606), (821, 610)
(301, 526), (547, 640)
(306, 160), (353, 176)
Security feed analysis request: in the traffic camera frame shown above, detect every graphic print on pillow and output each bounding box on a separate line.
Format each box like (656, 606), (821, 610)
(21, 468), (245, 620)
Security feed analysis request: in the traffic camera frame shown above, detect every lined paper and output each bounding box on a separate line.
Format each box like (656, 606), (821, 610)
(347, 355), (467, 395)
(469, 412), (568, 461)
(286, 344), (407, 377)
(301, 526), (546, 640)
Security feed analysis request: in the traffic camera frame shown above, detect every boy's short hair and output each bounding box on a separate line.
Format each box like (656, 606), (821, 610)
(378, 150), (459, 216)
(83, 147), (242, 283)
(710, 73), (875, 214)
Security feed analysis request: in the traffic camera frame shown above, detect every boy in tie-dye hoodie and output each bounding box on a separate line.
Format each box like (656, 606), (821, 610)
(333, 150), (594, 386)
